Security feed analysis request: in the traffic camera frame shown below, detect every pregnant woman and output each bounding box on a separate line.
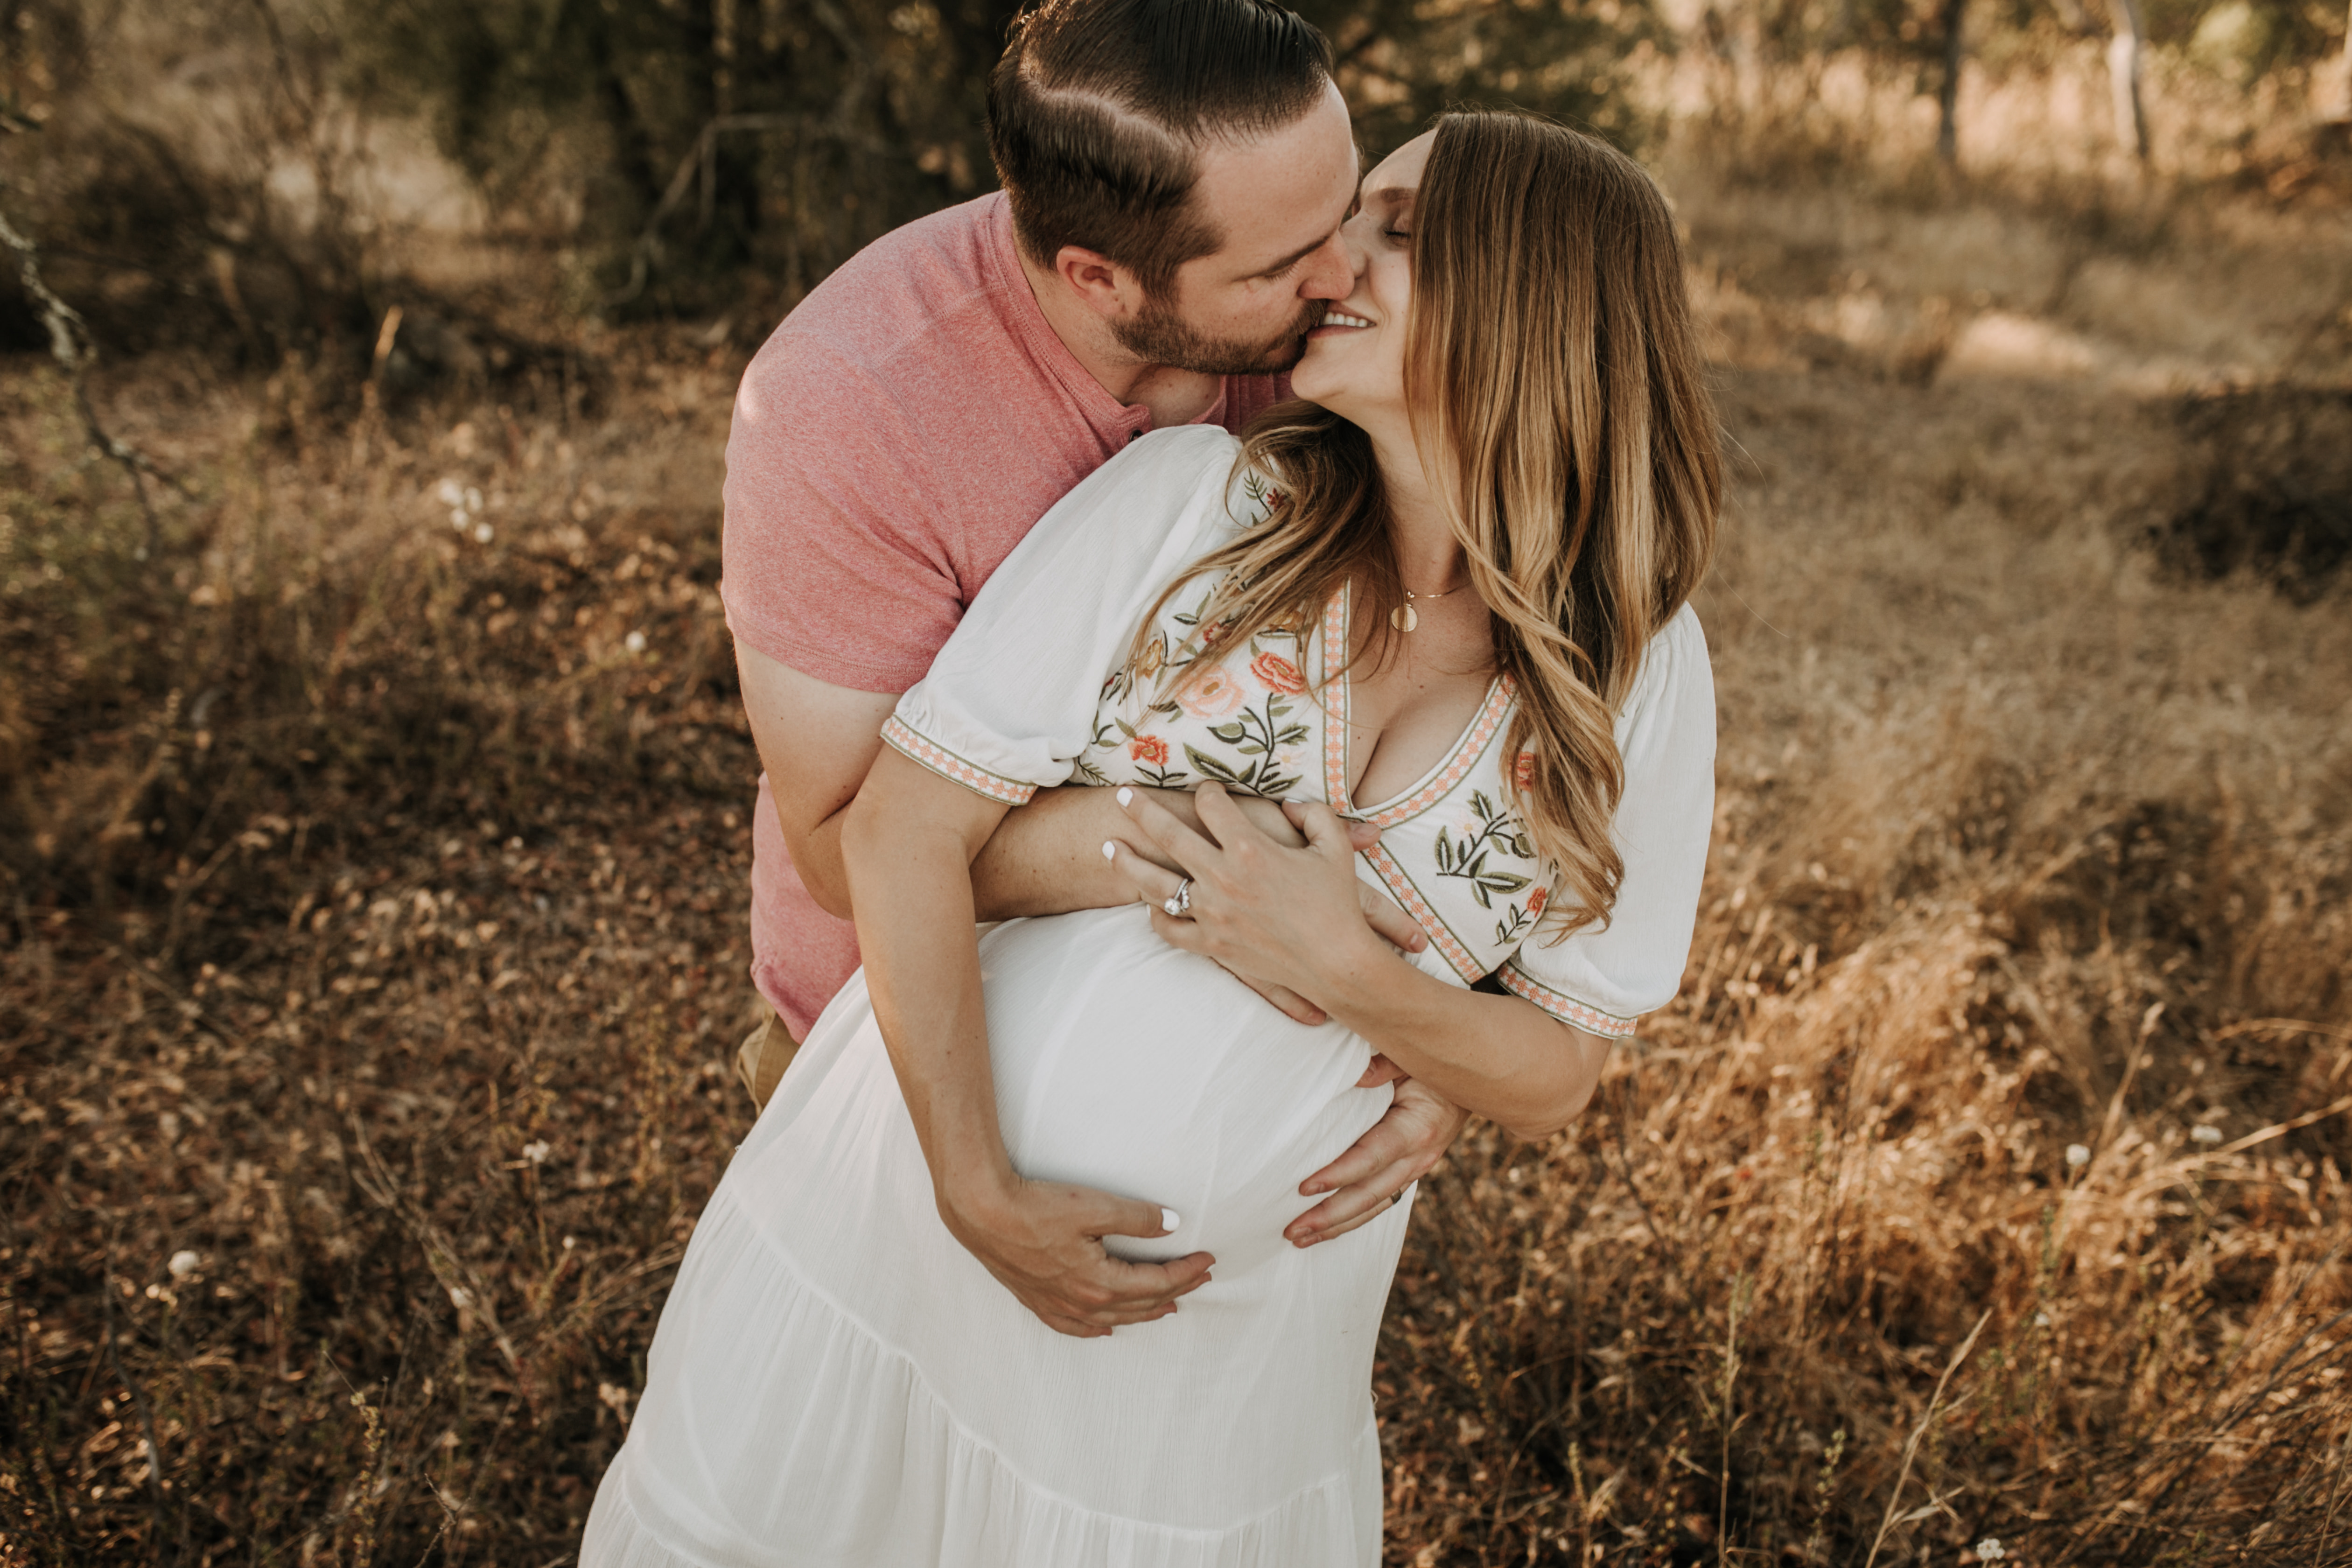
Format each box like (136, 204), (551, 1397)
(584, 110), (1721, 1568)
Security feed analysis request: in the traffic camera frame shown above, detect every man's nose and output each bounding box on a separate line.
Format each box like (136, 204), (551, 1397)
(1298, 229), (1359, 301)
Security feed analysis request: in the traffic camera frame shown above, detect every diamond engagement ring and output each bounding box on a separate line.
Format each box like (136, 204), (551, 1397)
(1163, 878), (1194, 919)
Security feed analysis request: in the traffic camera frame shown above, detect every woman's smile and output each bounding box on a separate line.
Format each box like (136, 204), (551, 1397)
(1308, 307), (1375, 336)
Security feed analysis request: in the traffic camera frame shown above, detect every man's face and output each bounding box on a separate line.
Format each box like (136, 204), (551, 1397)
(1113, 82), (1361, 378)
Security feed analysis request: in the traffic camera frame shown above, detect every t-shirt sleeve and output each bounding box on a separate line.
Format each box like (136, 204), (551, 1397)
(882, 426), (1242, 804)
(1499, 605), (1717, 1039)
(720, 334), (963, 693)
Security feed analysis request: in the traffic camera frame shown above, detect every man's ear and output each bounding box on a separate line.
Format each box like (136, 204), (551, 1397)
(1050, 244), (1146, 324)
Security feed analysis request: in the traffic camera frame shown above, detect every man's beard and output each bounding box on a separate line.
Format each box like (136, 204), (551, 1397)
(1112, 293), (1321, 378)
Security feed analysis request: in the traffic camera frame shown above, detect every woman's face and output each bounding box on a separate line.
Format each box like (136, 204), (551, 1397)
(1288, 131), (1434, 430)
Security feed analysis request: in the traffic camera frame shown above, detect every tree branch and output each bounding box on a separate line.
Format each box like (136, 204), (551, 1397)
(0, 199), (188, 557)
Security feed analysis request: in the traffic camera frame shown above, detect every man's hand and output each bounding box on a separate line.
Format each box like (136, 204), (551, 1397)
(1284, 1076), (1466, 1247)
(936, 1175), (1214, 1338)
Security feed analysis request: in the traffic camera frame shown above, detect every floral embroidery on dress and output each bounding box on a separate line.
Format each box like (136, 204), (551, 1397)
(890, 438), (1666, 1040)
(1433, 789), (1542, 943)
(1078, 574), (1313, 797)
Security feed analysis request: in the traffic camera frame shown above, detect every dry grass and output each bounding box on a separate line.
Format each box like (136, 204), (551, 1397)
(6, 128), (2352, 1568)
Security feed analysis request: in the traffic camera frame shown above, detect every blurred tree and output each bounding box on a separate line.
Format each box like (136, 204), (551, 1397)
(343, 0), (1019, 313)
(343, 0), (1666, 313)
(1297, 0), (1665, 157)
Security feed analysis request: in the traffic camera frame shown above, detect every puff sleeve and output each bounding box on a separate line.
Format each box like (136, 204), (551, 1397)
(1498, 605), (1716, 1040)
(881, 426), (1245, 803)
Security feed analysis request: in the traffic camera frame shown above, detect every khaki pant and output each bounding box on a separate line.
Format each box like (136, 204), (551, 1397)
(734, 1007), (801, 1110)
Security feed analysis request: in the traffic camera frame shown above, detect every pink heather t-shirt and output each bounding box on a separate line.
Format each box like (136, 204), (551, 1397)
(722, 191), (1290, 1039)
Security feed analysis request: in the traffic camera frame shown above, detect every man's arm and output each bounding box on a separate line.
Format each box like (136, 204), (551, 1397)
(739, 641), (1466, 1236)
(739, 644), (1140, 920)
(737, 643), (1421, 940)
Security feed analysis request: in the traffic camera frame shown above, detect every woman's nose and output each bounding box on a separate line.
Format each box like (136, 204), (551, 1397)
(1301, 229), (1361, 301)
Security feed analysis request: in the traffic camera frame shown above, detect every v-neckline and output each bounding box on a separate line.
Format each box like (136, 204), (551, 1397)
(1320, 581), (1512, 826)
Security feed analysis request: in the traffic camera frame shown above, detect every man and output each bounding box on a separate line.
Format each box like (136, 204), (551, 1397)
(721, 0), (1463, 1337)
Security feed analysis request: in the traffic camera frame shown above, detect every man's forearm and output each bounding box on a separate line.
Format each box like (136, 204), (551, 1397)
(970, 787), (1135, 920)
(973, 787), (1303, 921)
(811, 783), (1289, 926)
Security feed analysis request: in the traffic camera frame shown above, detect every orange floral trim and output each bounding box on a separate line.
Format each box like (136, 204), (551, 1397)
(1363, 844), (1484, 985)
(880, 715), (1037, 806)
(1321, 588), (1351, 807)
(1497, 963), (1640, 1038)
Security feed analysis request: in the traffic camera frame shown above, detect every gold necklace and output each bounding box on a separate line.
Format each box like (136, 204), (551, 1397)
(1390, 580), (1467, 632)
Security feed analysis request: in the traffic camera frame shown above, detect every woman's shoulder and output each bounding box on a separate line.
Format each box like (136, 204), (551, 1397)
(1631, 602), (1710, 699)
(1117, 423), (1244, 480)
(1099, 425), (1290, 546)
(1611, 601), (1716, 761)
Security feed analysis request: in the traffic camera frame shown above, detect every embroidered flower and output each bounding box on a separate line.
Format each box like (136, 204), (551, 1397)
(1178, 667), (1246, 719)
(1129, 734), (1169, 766)
(1198, 622), (1226, 648)
(1137, 637), (1165, 681)
(1526, 888), (1547, 917)
(1250, 651), (1307, 694)
(1513, 750), (1537, 792)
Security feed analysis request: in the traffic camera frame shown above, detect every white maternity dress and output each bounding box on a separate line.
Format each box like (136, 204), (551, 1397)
(582, 426), (1717, 1568)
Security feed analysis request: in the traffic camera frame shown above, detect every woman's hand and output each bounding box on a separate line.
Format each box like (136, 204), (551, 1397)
(1104, 784), (1411, 1008)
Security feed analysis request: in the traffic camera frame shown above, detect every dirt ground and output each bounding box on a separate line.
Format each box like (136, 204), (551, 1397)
(5, 132), (2352, 1565)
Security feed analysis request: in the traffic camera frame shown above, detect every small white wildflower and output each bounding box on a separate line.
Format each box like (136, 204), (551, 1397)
(167, 1250), (201, 1280)
(449, 508), (470, 531)
(1976, 1539), (2005, 1562)
(2033, 1310), (2051, 1327)
(624, 630), (648, 654)
(463, 486), (483, 512)
(521, 1140), (551, 1165)
(448, 1285), (472, 1310)
(2191, 1124), (2222, 1146)
(473, 522), (494, 545)
(2065, 1143), (2091, 1168)
(434, 478), (465, 507)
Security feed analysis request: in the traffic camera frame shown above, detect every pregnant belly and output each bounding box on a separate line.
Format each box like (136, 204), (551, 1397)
(977, 905), (1393, 1278)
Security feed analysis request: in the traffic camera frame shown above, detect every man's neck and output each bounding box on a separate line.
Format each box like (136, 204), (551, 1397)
(1015, 250), (1225, 430)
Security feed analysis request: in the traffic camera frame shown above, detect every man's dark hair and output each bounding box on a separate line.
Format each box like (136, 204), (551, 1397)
(986, 0), (1333, 297)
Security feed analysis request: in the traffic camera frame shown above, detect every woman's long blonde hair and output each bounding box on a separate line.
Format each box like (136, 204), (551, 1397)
(1142, 109), (1720, 935)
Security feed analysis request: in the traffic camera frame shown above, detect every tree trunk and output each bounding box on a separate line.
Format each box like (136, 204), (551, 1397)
(2321, 0), (2352, 123)
(1937, 0), (1966, 163)
(2107, 0), (2150, 161)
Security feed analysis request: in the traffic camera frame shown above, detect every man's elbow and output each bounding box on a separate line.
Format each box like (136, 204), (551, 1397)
(787, 813), (861, 923)
(803, 871), (855, 923)
(1497, 1065), (1604, 1143)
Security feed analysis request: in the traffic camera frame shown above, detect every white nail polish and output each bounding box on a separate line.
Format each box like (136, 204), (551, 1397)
(1101, 840), (1118, 861)
(1116, 787), (1133, 807)
(1161, 1207), (1181, 1232)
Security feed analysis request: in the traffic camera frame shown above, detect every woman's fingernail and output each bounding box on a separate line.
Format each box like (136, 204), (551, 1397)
(1116, 787), (1133, 807)
(1162, 1207), (1181, 1232)
(1101, 840), (1118, 861)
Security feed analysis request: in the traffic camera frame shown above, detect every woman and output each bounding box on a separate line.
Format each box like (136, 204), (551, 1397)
(585, 111), (1719, 1568)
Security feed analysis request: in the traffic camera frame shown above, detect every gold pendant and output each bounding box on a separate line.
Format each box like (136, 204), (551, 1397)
(1391, 603), (1417, 632)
